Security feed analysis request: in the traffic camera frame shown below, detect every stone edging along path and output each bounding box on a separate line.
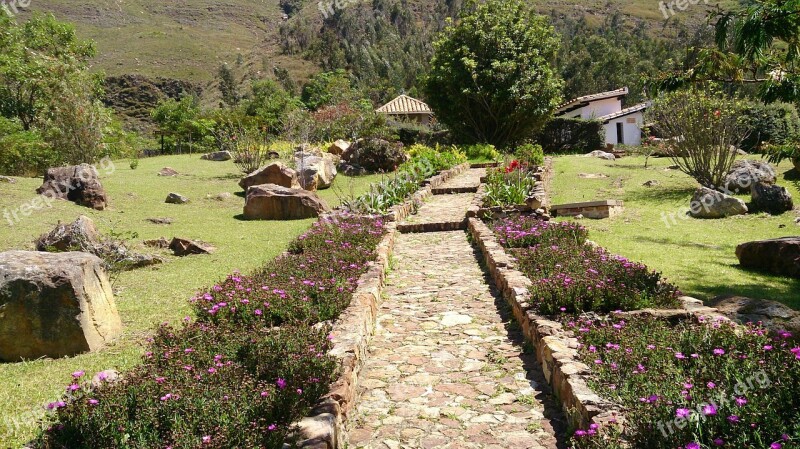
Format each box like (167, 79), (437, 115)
(466, 217), (736, 432)
(292, 162), (471, 448)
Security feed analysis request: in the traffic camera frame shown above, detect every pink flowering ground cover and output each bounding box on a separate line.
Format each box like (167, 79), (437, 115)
(568, 316), (800, 449)
(35, 215), (386, 449)
(493, 216), (681, 314)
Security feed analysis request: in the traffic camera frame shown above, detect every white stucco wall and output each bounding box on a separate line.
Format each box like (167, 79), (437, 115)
(576, 98), (623, 119)
(603, 111), (644, 146)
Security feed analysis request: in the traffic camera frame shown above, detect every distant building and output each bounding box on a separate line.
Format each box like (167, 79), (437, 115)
(555, 87), (649, 146)
(376, 95), (434, 125)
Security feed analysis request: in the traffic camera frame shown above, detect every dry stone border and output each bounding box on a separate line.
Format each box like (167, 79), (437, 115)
(475, 157), (554, 221)
(467, 217), (734, 432)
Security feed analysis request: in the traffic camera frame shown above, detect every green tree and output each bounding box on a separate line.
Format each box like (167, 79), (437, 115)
(300, 69), (357, 110)
(423, 0), (563, 148)
(243, 79), (302, 131)
(218, 63), (240, 107)
(0, 13), (97, 130)
(151, 96), (215, 152)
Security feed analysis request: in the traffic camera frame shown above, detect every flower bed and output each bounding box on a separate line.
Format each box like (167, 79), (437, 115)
(493, 216), (681, 315)
(34, 215), (387, 449)
(569, 316), (800, 449)
(342, 145), (467, 215)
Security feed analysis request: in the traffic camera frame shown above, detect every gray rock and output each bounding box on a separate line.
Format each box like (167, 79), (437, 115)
(146, 217), (174, 225)
(295, 153), (338, 191)
(689, 187), (748, 218)
(200, 151), (232, 161)
(165, 193), (189, 204)
(35, 216), (100, 252)
(158, 167), (179, 177)
(0, 176), (16, 183)
(643, 180), (660, 187)
(723, 160), (776, 193)
(0, 251), (122, 361)
(751, 182), (793, 215)
(584, 150), (615, 161)
(711, 295), (800, 337)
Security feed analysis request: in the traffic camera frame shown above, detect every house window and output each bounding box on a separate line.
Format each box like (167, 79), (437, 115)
(616, 122), (624, 144)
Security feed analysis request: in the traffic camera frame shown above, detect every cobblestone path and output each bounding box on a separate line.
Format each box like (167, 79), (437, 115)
(348, 184), (563, 449)
(431, 168), (485, 193)
(400, 193), (473, 227)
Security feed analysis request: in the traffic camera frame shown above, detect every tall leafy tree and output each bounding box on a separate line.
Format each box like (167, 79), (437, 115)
(0, 13), (97, 130)
(423, 0), (563, 148)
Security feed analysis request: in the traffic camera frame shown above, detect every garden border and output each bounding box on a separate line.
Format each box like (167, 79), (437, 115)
(474, 157), (554, 220)
(292, 162), (470, 448)
(466, 217), (731, 432)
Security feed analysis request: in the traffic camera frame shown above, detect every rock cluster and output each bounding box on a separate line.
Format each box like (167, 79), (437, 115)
(36, 164), (108, 210)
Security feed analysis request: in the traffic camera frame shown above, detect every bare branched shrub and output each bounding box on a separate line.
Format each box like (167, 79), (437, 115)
(219, 125), (274, 174)
(648, 89), (751, 189)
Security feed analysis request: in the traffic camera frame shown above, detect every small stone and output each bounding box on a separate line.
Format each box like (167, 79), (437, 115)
(488, 393), (516, 405)
(643, 180), (659, 187)
(165, 192), (189, 204)
(146, 217), (173, 225)
(383, 440), (400, 449)
(0, 175), (16, 183)
(158, 167), (178, 177)
(440, 313), (473, 326)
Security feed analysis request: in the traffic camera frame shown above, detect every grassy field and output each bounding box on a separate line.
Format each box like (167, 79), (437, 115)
(551, 154), (800, 310)
(0, 154), (383, 447)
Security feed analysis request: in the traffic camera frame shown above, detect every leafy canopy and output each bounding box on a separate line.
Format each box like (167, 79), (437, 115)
(423, 0), (563, 148)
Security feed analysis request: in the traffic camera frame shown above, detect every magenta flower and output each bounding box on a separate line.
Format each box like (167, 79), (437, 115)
(735, 397), (747, 407)
(88, 399), (99, 405)
(676, 408), (691, 418)
(713, 348), (725, 356)
(686, 443), (700, 449)
(72, 370), (85, 378)
(702, 404), (717, 416)
(713, 438), (724, 446)
(202, 435), (211, 444)
(771, 443), (782, 449)
(276, 378), (287, 389)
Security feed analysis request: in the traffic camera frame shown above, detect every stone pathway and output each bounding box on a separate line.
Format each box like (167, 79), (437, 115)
(348, 168), (564, 448)
(398, 194), (473, 230)
(432, 168), (486, 194)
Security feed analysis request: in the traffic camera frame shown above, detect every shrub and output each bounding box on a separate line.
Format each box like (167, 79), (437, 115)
(647, 89), (750, 189)
(345, 138), (406, 173)
(461, 143), (501, 162)
(535, 117), (604, 154)
(492, 216), (680, 314)
(37, 323), (337, 449)
(0, 117), (55, 176)
(514, 143), (545, 166)
(221, 126), (274, 174)
(569, 316), (800, 449)
(741, 101), (800, 153)
(343, 146), (466, 214)
(394, 122), (450, 147)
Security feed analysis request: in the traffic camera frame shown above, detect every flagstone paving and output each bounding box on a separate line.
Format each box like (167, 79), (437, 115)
(431, 168), (486, 193)
(347, 230), (563, 449)
(399, 193), (474, 227)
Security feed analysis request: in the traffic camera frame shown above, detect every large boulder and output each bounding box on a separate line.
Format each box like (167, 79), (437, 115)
(722, 160), (777, 193)
(295, 153), (338, 191)
(327, 140), (350, 156)
(239, 162), (300, 191)
(736, 237), (800, 278)
(36, 164), (108, 211)
(200, 151), (232, 161)
(750, 182), (793, 215)
(689, 187), (748, 218)
(0, 251), (122, 361)
(710, 295), (800, 337)
(342, 138), (406, 173)
(243, 184), (330, 220)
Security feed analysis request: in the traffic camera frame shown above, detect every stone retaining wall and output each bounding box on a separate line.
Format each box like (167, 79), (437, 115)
(474, 157), (554, 220)
(467, 217), (729, 432)
(294, 223), (397, 448)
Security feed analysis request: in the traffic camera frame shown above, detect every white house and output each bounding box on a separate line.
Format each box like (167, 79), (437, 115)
(555, 87), (649, 146)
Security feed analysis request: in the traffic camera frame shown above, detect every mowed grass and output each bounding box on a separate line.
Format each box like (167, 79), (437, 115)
(0, 154), (383, 447)
(551, 154), (800, 309)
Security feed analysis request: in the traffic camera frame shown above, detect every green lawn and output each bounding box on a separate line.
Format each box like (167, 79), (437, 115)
(551, 154), (800, 309)
(0, 154), (382, 446)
